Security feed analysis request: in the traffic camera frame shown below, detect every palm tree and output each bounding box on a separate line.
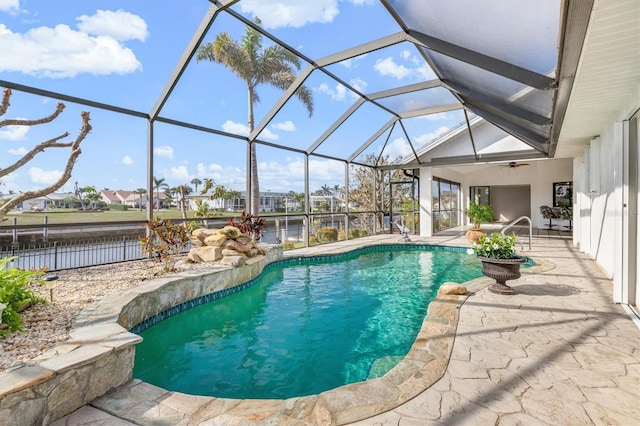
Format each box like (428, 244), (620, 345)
(290, 190), (305, 212)
(190, 178), (202, 194)
(320, 184), (333, 196)
(210, 184), (228, 211)
(176, 184), (193, 219)
(135, 188), (147, 210)
(197, 17), (314, 216)
(200, 178), (215, 195)
(153, 177), (168, 209)
(227, 189), (241, 212)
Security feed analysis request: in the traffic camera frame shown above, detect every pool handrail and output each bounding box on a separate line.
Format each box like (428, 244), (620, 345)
(501, 216), (532, 251)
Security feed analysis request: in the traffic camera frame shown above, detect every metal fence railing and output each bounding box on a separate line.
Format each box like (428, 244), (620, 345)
(0, 236), (190, 271)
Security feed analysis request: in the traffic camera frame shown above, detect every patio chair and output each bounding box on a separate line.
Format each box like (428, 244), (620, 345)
(560, 206), (573, 230)
(540, 205), (560, 228)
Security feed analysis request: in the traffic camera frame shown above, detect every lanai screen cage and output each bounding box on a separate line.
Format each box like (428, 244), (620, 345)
(0, 0), (591, 245)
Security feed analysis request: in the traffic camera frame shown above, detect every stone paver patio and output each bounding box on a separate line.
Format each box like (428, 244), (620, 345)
(52, 227), (640, 425)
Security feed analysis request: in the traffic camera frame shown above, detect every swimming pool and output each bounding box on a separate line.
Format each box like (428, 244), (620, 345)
(133, 245), (484, 399)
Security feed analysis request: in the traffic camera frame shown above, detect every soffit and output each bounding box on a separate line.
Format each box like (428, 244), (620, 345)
(556, 0), (640, 158)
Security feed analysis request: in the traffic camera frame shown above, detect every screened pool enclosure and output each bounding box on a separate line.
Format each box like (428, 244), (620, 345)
(0, 0), (592, 243)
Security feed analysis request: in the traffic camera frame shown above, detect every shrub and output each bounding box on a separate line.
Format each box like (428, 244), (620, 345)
(0, 257), (47, 334)
(348, 229), (369, 239)
(282, 241), (295, 250)
(138, 218), (190, 272)
(474, 232), (517, 259)
(316, 227), (339, 243)
(228, 211), (265, 241)
(466, 203), (493, 229)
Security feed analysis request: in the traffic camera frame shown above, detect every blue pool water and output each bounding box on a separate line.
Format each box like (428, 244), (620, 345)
(133, 245), (484, 399)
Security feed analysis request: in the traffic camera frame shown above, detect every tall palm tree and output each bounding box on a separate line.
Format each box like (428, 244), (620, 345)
(197, 17), (314, 216)
(153, 176), (168, 209)
(200, 178), (215, 195)
(227, 189), (241, 212)
(190, 178), (202, 194)
(320, 184), (332, 196)
(135, 188), (147, 211)
(210, 184), (228, 211)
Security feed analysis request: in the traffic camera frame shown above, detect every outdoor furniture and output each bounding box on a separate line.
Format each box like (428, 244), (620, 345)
(540, 205), (572, 229)
(540, 205), (561, 228)
(560, 206), (573, 230)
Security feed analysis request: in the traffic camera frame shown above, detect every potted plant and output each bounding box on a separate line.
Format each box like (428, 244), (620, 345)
(474, 232), (525, 295)
(465, 203), (493, 243)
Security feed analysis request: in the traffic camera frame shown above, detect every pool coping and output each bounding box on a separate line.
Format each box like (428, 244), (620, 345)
(0, 241), (554, 425)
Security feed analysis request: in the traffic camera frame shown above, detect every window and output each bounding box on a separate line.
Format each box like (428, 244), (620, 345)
(433, 177), (461, 232)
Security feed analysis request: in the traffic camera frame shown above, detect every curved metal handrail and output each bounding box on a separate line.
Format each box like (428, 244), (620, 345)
(501, 216), (532, 251)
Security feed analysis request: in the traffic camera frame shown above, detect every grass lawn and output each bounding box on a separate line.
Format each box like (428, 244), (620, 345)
(2, 209), (237, 226)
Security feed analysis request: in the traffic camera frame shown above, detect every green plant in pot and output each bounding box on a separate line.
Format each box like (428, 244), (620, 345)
(465, 203), (493, 243)
(474, 232), (525, 295)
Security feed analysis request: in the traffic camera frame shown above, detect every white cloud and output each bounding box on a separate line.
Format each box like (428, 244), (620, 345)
(415, 63), (437, 80)
(317, 82), (348, 101)
(121, 155), (133, 165)
(164, 165), (192, 181)
(0, 21), (142, 78)
(238, 0), (339, 29)
(374, 57), (411, 80)
(0, 0), (20, 14)
(28, 167), (61, 184)
(350, 77), (367, 94)
(77, 9), (148, 42)
(384, 137), (413, 159)
(153, 146), (173, 159)
(400, 49), (411, 60)
(414, 126), (450, 146)
(339, 54), (366, 69)
(7, 146), (27, 155)
(0, 124), (28, 140)
(196, 162), (244, 189)
(272, 120), (296, 132)
(221, 120), (248, 136)
(259, 128), (278, 141)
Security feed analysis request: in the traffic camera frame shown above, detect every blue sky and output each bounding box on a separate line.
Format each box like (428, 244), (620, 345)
(0, 0), (464, 196)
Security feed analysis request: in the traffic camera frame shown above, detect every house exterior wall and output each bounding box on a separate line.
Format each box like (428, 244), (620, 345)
(573, 83), (640, 306)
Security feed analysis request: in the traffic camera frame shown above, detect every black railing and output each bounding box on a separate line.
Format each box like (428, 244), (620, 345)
(0, 236), (192, 271)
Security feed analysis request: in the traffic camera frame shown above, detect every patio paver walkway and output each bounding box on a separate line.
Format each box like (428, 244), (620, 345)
(52, 228), (640, 425)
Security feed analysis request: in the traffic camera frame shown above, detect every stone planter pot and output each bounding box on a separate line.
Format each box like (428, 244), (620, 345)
(466, 228), (485, 243)
(478, 255), (525, 295)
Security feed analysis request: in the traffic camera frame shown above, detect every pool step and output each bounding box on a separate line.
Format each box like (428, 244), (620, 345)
(366, 355), (404, 379)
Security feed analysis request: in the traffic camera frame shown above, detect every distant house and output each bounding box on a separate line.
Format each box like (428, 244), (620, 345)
(100, 190), (150, 208)
(189, 191), (297, 213)
(14, 192), (75, 212)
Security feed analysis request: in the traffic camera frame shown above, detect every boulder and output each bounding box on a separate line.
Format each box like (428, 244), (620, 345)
(203, 233), (228, 247)
(219, 255), (246, 267)
(218, 226), (242, 239)
(189, 236), (204, 248)
(221, 248), (247, 258)
(226, 239), (254, 253)
(187, 246), (223, 263)
(437, 283), (467, 295)
(192, 228), (219, 242)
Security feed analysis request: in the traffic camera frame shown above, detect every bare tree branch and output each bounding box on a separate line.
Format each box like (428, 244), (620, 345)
(0, 132), (71, 178)
(0, 88), (10, 117)
(0, 88), (66, 127)
(0, 111), (92, 218)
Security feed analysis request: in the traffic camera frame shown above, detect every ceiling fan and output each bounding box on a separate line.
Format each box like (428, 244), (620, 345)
(501, 161), (530, 169)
